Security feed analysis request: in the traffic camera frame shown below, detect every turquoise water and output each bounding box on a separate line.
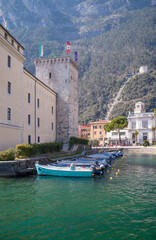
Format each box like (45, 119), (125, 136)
(0, 154), (156, 240)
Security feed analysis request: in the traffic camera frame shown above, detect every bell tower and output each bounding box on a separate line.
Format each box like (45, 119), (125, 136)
(134, 102), (146, 114)
(34, 57), (79, 143)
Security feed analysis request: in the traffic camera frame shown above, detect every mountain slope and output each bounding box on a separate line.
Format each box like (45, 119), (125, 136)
(77, 8), (156, 123)
(0, 0), (156, 123)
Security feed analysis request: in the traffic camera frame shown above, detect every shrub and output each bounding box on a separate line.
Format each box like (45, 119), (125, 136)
(32, 143), (40, 155)
(16, 143), (33, 158)
(48, 142), (62, 152)
(143, 140), (150, 147)
(14, 142), (63, 158)
(0, 148), (15, 161)
(69, 136), (89, 149)
(88, 139), (99, 147)
(37, 143), (49, 154)
(34, 142), (62, 154)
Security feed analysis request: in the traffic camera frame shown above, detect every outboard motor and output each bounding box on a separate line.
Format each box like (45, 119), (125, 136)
(100, 164), (105, 170)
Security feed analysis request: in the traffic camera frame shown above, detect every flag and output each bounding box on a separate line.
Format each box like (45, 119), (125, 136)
(75, 51), (78, 62)
(67, 41), (70, 54)
(40, 44), (44, 57)
(53, 54), (57, 58)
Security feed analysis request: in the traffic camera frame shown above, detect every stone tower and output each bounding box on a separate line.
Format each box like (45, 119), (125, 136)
(34, 56), (79, 143)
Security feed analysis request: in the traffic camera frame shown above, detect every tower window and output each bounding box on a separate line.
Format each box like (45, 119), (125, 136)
(28, 93), (31, 103)
(8, 82), (11, 94)
(51, 122), (53, 130)
(52, 106), (53, 114)
(28, 135), (31, 144)
(37, 118), (40, 127)
(38, 136), (40, 143)
(28, 115), (31, 125)
(5, 33), (7, 40)
(8, 56), (11, 68)
(17, 45), (20, 52)
(7, 108), (11, 120)
(49, 73), (51, 79)
(37, 98), (40, 108)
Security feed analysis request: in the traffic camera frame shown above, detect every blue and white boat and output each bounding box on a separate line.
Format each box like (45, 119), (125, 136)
(55, 159), (107, 174)
(35, 163), (94, 178)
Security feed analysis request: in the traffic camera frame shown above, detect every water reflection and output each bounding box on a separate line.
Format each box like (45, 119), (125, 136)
(0, 154), (156, 240)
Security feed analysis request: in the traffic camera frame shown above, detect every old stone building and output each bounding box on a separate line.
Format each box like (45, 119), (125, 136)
(0, 23), (78, 150)
(35, 57), (79, 143)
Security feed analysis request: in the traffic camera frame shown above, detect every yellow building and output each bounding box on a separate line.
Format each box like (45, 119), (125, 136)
(23, 69), (56, 144)
(90, 120), (111, 146)
(0, 24), (56, 150)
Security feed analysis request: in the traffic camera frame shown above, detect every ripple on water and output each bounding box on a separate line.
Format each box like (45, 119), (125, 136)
(0, 154), (156, 239)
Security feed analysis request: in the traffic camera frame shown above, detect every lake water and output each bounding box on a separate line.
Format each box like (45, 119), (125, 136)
(0, 154), (156, 240)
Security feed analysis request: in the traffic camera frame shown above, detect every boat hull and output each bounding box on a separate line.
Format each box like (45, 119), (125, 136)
(35, 164), (93, 178)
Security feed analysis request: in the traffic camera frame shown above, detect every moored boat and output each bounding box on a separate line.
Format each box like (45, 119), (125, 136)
(35, 163), (94, 178)
(54, 159), (106, 175)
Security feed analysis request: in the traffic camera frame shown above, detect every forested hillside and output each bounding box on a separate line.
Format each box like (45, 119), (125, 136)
(77, 8), (156, 123)
(110, 72), (156, 119)
(0, 0), (156, 123)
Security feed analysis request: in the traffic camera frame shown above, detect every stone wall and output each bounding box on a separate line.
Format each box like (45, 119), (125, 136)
(94, 146), (156, 155)
(0, 156), (48, 177)
(35, 57), (79, 143)
(123, 147), (156, 155)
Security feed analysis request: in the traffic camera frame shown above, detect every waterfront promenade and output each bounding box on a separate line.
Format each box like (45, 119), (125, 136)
(0, 145), (156, 177)
(93, 146), (156, 155)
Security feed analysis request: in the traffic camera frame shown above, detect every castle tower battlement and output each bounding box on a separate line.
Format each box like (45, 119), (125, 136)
(34, 56), (79, 143)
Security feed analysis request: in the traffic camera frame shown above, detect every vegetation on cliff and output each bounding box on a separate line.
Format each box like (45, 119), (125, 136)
(1, 1), (155, 124)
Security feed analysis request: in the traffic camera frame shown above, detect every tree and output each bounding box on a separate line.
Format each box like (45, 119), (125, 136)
(134, 131), (139, 145)
(104, 116), (128, 145)
(88, 139), (99, 147)
(154, 109), (156, 117)
(152, 127), (156, 142)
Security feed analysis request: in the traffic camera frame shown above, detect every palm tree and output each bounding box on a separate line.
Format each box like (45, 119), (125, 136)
(152, 127), (156, 143)
(134, 131), (139, 145)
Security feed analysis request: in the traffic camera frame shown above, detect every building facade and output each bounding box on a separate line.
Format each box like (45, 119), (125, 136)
(105, 102), (156, 146)
(139, 66), (148, 74)
(78, 125), (91, 139)
(0, 24), (78, 150)
(23, 69), (56, 145)
(106, 129), (129, 146)
(90, 120), (111, 146)
(35, 56), (79, 143)
(128, 102), (156, 145)
(0, 24), (26, 150)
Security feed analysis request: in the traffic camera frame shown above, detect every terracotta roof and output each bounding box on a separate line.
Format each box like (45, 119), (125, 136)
(90, 120), (111, 124)
(80, 125), (91, 128)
